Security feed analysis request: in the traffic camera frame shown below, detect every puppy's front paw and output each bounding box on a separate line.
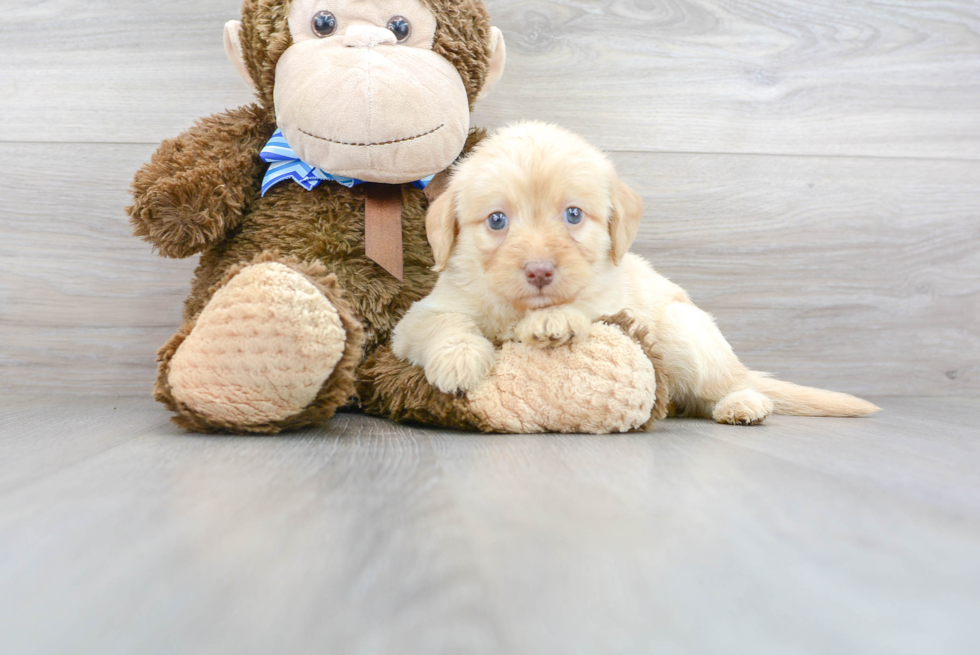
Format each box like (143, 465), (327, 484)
(515, 308), (591, 349)
(423, 336), (496, 395)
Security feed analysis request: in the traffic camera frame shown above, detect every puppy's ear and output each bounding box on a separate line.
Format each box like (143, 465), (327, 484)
(425, 190), (458, 273)
(609, 178), (643, 265)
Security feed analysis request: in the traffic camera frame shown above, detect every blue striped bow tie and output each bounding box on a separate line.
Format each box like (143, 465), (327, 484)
(259, 130), (435, 197)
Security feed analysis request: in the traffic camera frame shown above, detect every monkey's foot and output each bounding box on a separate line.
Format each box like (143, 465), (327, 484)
(359, 312), (670, 435)
(468, 321), (658, 434)
(160, 260), (362, 433)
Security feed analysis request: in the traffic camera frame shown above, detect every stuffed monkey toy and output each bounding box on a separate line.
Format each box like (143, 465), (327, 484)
(129, 0), (667, 434)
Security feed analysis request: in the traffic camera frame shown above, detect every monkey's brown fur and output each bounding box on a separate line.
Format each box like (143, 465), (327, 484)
(129, 0), (497, 433)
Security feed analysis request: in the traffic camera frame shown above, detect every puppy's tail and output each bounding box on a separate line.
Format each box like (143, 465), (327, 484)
(750, 373), (880, 417)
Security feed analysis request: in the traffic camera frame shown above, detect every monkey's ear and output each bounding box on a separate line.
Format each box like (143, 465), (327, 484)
(609, 178), (643, 265)
(426, 190), (459, 273)
(476, 27), (507, 103)
(224, 20), (258, 92)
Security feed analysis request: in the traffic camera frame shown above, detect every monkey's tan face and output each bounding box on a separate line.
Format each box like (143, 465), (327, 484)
(275, 0), (471, 184)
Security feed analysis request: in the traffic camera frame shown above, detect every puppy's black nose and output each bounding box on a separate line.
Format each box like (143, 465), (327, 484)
(524, 261), (556, 289)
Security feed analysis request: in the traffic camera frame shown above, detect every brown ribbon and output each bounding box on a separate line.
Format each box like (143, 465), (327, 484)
(364, 183), (405, 282)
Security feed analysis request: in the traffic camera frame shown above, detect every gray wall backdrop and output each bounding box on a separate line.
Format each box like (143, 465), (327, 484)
(1, 0), (978, 398)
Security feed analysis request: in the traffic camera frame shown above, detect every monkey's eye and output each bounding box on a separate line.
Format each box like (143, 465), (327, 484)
(487, 212), (509, 231)
(387, 16), (412, 42)
(312, 11), (338, 38)
(564, 207), (584, 225)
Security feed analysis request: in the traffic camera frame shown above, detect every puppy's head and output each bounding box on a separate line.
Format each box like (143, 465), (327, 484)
(427, 121), (642, 310)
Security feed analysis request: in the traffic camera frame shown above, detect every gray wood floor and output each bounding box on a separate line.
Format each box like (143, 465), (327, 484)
(1, 396), (978, 654)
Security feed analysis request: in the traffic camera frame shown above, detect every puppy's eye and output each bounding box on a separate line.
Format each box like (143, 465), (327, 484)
(564, 207), (584, 225)
(312, 11), (338, 37)
(487, 212), (509, 231)
(387, 16), (411, 42)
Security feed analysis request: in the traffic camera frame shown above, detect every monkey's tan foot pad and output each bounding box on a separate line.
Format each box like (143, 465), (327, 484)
(168, 262), (347, 428)
(468, 322), (658, 434)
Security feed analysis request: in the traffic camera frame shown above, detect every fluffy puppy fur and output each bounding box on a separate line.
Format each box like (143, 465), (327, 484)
(393, 121), (880, 425)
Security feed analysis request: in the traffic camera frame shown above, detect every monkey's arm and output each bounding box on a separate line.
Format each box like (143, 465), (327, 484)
(128, 104), (273, 259)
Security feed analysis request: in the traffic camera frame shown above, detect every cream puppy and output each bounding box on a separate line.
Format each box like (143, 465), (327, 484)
(393, 122), (879, 425)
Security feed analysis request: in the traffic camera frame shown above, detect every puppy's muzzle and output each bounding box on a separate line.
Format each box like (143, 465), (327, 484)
(524, 260), (556, 289)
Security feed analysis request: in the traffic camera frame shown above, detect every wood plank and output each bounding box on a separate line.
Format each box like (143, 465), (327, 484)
(1, 1), (978, 159)
(0, 397), (165, 495)
(0, 396), (978, 654)
(430, 415), (980, 654)
(2, 142), (976, 396)
(0, 143), (195, 330)
(435, 411), (980, 654)
(0, 402), (502, 655)
(0, 142), (195, 395)
(476, 0), (980, 159)
(707, 397), (980, 517)
(1, 325), (172, 396)
(0, 0), (255, 146)
(613, 150), (980, 397)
